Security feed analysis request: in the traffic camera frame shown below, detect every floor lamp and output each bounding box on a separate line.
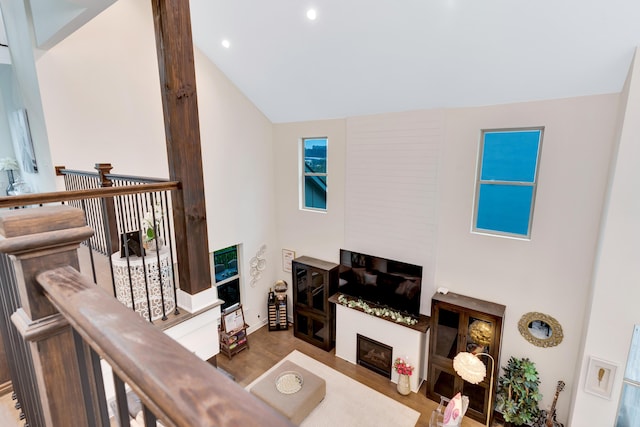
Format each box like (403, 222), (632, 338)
(453, 351), (495, 427)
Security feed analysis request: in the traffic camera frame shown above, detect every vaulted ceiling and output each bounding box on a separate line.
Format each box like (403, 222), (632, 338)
(189, 0), (640, 123)
(19, 0), (640, 123)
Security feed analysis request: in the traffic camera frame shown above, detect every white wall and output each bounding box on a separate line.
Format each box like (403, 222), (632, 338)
(274, 96), (618, 424)
(35, 0), (278, 329)
(195, 44), (277, 329)
(569, 51), (640, 427)
(436, 95), (618, 422)
(36, 0), (167, 179)
(273, 119), (346, 313)
(345, 110), (444, 313)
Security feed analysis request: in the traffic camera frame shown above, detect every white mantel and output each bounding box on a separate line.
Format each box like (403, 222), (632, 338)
(334, 303), (429, 393)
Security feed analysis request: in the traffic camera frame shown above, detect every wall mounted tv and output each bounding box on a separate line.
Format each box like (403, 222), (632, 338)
(338, 249), (423, 317)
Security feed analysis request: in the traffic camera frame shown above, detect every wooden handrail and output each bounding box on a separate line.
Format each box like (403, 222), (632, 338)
(56, 164), (171, 184)
(36, 266), (291, 427)
(0, 181), (180, 209)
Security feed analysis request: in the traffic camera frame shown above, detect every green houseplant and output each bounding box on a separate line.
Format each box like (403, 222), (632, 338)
(495, 357), (542, 426)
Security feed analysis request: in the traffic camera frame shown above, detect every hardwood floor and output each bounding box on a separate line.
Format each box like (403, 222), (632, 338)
(0, 392), (22, 426)
(216, 325), (486, 427)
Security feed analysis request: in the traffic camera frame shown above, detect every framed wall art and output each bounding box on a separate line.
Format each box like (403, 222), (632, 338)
(282, 249), (295, 273)
(585, 356), (617, 399)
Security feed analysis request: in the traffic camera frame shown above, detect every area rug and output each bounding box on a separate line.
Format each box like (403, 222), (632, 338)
(246, 350), (420, 427)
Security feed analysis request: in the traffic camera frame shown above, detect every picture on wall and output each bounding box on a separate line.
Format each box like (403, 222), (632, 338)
(282, 249), (295, 273)
(585, 356), (617, 399)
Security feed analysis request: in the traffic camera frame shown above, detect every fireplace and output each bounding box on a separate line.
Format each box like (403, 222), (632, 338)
(356, 334), (393, 378)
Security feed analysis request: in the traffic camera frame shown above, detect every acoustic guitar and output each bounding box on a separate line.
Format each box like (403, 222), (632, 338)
(539, 380), (565, 427)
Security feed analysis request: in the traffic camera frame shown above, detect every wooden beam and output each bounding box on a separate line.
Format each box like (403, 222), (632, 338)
(150, 0), (211, 295)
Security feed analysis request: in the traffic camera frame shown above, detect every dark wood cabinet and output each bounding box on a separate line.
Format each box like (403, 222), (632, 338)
(292, 256), (339, 351)
(427, 292), (505, 425)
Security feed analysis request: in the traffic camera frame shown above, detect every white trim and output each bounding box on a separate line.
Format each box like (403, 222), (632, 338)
(176, 287), (220, 313)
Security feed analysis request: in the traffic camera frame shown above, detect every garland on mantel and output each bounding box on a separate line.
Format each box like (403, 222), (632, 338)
(337, 294), (418, 326)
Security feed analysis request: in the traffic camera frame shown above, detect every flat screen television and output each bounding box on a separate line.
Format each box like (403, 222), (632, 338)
(338, 249), (422, 317)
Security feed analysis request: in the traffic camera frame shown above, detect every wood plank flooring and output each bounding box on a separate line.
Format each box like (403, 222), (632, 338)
(0, 391), (21, 426)
(217, 325), (486, 427)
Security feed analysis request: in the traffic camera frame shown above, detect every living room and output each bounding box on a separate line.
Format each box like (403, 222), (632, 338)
(2, 1), (640, 426)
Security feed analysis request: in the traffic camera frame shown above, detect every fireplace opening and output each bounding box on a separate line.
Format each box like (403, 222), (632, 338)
(356, 334), (393, 378)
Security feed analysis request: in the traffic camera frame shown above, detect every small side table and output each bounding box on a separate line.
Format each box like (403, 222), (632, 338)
(111, 247), (175, 321)
(268, 295), (288, 331)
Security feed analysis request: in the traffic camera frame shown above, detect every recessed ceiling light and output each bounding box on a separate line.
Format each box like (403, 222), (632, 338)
(306, 9), (317, 20)
(221, 39), (230, 49)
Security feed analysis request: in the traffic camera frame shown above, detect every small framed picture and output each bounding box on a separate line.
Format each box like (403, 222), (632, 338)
(585, 356), (617, 399)
(120, 230), (144, 258)
(282, 249), (295, 273)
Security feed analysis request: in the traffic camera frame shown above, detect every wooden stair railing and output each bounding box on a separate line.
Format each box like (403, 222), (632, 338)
(0, 206), (291, 426)
(1, 180), (183, 322)
(0, 181), (180, 210)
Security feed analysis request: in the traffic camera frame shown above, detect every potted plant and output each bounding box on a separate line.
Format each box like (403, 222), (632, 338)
(142, 203), (164, 251)
(495, 356), (542, 426)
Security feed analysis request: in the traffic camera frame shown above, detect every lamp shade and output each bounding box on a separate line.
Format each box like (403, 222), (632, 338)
(0, 158), (19, 172)
(453, 352), (487, 384)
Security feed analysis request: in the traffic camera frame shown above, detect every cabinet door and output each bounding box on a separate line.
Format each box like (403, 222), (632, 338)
(295, 310), (328, 348)
(431, 305), (461, 362)
(310, 269), (326, 312)
(429, 363), (457, 399)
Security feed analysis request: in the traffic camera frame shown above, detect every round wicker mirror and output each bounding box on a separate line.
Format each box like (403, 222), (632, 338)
(517, 312), (563, 348)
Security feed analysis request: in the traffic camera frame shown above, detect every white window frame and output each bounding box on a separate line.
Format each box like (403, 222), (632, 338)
(472, 127), (544, 239)
(300, 137), (328, 212)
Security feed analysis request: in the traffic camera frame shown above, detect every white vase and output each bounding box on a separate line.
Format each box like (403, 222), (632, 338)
(397, 374), (411, 395)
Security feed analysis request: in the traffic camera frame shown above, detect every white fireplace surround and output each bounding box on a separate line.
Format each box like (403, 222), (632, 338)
(334, 303), (428, 393)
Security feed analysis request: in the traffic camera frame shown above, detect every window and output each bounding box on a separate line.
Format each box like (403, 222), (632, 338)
(616, 325), (640, 426)
(473, 128), (543, 238)
(302, 137), (327, 210)
(213, 245), (240, 311)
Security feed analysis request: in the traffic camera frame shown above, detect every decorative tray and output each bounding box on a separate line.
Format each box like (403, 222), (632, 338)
(275, 371), (303, 394)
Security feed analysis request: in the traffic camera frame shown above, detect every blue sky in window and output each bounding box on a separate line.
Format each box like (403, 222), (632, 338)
(477, 184), (533, 236)
(481, 130), (541, 182)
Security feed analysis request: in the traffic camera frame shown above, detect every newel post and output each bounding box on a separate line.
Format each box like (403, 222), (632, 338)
(95, 163), (120, 255)
(0, 206), (95, 426)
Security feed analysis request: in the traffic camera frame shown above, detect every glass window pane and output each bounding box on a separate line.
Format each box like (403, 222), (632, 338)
(467, 318), (493, 355)
(481, 130), (541, 182)
(616, 383), (640, 427)
(217, 278), (240, 311)
(432, 369), (456, 398)
(213, 245), (238, 283)
(477, 184), (533, 236)
(304, 138), (327, 174)
(304, 176), (327, 209)
(435, 308), (459, 359)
